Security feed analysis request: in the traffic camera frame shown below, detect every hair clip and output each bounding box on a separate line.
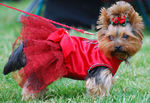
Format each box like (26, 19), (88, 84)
(111, 15), (127, 26)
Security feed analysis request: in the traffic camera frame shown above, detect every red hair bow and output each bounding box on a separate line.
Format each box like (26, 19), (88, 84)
(111, 15), (127, 25)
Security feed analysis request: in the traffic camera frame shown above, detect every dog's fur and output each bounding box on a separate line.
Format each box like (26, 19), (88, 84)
(85, 1), (144, 98)
(3, 1), (144, 100)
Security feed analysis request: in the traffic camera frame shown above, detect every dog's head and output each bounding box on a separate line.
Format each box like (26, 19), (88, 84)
(97, 1), (144, 60)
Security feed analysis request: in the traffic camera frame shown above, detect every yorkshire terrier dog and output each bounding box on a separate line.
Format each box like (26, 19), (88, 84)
(3, 1), (144, 100)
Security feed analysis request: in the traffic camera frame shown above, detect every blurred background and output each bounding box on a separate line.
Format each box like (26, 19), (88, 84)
(0, 0), (150, 102)
(1, 0), (150, 30)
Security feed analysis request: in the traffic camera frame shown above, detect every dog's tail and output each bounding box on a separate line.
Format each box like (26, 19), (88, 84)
(3, 42), (26, 75)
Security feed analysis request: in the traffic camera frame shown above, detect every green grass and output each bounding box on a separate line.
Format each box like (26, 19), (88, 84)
(0, 1), (150, 103)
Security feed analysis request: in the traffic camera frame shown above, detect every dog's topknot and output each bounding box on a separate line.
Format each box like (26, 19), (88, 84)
(97, 1), (144, 40)
(107, 1), (132, 17)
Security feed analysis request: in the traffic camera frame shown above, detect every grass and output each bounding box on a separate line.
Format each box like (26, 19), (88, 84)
(0, 1), (150, 103)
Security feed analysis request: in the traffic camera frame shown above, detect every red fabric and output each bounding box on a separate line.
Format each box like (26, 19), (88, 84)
(119, 15), (126, 24)
(47, 30), (122, 80)
(112, 15), (126, 24)
(18, 16), (67, 93)
(47, 29), (75, 58)
(16, 16), (122, 93)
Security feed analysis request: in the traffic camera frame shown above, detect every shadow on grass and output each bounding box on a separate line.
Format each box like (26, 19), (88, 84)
(39, 80), (86, 100)
(47, 87), (85, 99)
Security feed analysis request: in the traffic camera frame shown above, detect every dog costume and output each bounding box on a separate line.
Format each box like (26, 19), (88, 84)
(15, 16), (122, 93)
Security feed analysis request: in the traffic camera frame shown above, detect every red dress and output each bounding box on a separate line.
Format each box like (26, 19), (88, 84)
(16, 16), (122, 93)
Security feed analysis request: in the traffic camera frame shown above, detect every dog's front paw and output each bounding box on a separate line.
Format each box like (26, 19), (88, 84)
(85, 67), (113, 98)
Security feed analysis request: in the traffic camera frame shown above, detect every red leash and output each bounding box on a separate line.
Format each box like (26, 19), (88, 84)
(0, 3), (95, 35)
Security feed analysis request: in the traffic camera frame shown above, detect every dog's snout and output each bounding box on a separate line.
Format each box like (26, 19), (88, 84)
(115, 45), (122, 51)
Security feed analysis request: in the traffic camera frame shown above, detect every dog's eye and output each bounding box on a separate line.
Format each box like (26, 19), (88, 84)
(108, 35), (114, 40)
(122, 34), (129, 39)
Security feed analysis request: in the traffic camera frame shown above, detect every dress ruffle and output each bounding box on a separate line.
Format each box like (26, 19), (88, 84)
(16, 16), (68, 93)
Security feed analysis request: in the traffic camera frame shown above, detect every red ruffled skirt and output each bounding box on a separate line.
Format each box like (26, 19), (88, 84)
(15, 16), (68, 93)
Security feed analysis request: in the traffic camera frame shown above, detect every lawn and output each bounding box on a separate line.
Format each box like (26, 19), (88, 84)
(0, 1), (150, 103)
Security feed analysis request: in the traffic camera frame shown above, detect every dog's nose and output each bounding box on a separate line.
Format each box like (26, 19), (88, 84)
(115, 45), (122, 51)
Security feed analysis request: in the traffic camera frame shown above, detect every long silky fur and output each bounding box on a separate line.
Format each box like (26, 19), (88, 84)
(3, 42), (26, 75)
(85, 67), (113, 97)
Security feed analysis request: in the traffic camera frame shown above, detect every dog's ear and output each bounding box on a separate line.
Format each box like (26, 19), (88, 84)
(128, 7), (144, 41)
(97, 8), (110, 30)
(97, 8), (110, 41)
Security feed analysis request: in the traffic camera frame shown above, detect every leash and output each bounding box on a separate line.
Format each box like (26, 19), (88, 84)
(0, 3), (95, 36)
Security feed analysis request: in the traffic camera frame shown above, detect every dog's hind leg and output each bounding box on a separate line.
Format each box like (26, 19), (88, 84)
(3, 42), (26, 75)
(22, 80), (48, 101)
(85, 67), (113, 98)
